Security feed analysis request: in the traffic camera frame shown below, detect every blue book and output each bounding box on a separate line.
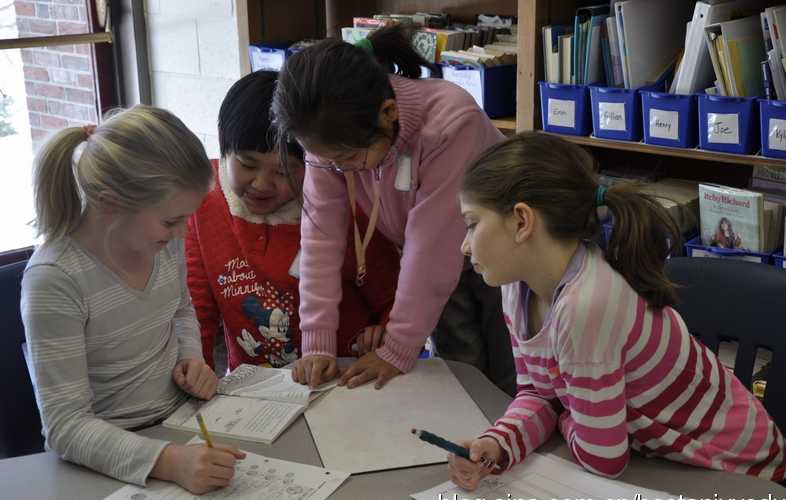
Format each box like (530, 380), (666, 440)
(574, 5), (610, 84)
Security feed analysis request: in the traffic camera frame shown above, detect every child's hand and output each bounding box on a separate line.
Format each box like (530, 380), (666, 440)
(291, 355), (339, 389)
(173, 358), (218, 400)
(339, 351), (402, 389)
(151, 443), (246, 495)
(355, 325), (385, 355)
(447, 437), (504, 491)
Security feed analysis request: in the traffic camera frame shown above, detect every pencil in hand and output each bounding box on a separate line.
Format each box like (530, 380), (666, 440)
(411, 428), (500, 470)
(195, 412), (214, 448)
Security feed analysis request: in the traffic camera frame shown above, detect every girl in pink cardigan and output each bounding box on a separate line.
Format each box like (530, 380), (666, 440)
(272, 26), (513, 391)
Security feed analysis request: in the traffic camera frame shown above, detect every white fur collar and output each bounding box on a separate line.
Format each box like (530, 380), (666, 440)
(218, 158), (301, 225)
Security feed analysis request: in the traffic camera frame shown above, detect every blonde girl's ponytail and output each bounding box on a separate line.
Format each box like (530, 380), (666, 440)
(32, 127), (91, 241)
(32, 105), (213, 243)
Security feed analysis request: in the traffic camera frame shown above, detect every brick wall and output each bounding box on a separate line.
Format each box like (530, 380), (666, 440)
(13, 0), (98, 151)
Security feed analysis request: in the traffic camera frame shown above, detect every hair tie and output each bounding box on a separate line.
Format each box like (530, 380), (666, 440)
(83, 124), (96, 139)
(595, 185), (607, 207)
(354, 37), (374, 55)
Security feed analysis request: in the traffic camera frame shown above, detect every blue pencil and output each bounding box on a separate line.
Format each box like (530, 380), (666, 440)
(411, 428), (471, 460)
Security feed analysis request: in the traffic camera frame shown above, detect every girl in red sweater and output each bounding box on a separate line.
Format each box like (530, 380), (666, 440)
(186, 71), (399, 371)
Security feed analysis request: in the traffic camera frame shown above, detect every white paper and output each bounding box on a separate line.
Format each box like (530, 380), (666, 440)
(707, 112), (740, 144)
(649, 109), (680, 140)
(163, 395), (303, 444)
(769, 118), (786, 151)
(104, 438), (349, 500)
(599, 102), (627, 131)
(442, 66), (484, 108)
(218, 364), (336, 405)
(411, 454), (673, 500)
(548, 98), (576, 128)
(305, 358), (490, 474)
(250, 49), (285, 72)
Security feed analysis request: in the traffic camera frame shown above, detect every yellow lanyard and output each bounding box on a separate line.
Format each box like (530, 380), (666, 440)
(344, 171), (381, 286)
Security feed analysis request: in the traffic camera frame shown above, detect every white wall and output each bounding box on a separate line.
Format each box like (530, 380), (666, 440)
(144, 0), (250, 158)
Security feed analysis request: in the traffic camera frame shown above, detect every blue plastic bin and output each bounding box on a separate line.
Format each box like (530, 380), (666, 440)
(539, 82), (591, 136)
(248, 43), (289, 72)
(773, 251), (786, 269)
(684, 237), (772, 264)
(698, 95), (759, 154)
(641, 91), (698, 148)
(442, 64), (516, 118)
(589, 82), (664, 141)
(759, 99), (786, 159)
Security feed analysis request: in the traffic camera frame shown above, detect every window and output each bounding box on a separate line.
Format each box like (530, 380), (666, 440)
(0, 0), (112, 253)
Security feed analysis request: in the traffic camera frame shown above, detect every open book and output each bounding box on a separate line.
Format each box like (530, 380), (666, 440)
(217, 364), (337, 404)
(163, 365), (337, 444)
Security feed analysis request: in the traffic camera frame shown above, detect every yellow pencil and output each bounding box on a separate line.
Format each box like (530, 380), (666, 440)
(195, 412), (214, 448)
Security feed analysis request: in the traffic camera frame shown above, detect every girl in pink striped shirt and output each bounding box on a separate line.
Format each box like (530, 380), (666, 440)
(450, 133), (785, 490)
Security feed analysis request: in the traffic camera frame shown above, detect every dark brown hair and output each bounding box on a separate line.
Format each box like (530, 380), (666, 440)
(272, 25), (439, 161)
(462, 132), (681, 309)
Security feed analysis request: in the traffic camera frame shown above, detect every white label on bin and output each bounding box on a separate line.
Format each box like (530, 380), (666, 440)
(707, 113), (739, 144)
(251, 50), (284, 71)
(442, 66), (483, 108)
(548, 98), (575, 128)
(598, 102), (626, 131)
(769, 118), (786, 151)
(649, 109), (679, 140)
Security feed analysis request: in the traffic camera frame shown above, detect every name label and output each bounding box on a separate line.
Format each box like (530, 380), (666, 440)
(707, 112), (740, 144)
(547, 98), (575, 128)
(649, 109), (679, 141)
(598, 102), (626, 131)
(769, 118), (786, 151)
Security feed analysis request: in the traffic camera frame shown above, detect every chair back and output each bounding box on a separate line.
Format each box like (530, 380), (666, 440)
(0, 260), (44, 458)
(665, 257), (786, 432)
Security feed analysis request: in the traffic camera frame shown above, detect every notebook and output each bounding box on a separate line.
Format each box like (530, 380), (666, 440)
(163, 365), (336, 444)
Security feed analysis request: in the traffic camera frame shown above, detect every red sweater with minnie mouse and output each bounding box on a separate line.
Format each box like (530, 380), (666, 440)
(186, 161), (399, 370)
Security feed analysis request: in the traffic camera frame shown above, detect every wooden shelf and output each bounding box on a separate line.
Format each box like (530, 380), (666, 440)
(539, 131), (786, 169)
(491, 116), (517, 134)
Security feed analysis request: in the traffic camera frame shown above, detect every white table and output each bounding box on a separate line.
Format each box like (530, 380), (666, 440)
(1, 361), (784, 500)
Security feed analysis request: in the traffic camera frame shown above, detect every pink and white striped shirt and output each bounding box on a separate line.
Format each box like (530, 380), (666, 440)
(484, 243), (785, 482)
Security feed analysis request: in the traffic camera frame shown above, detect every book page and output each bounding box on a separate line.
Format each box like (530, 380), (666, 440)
(411, 454), (672, 500)
(218, 364), (337, 405)
(305, 358), (490, 474)
(163, 395), (303, 444)
(104, 438), (350, 500)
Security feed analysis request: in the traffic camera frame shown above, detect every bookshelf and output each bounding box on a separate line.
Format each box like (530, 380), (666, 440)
(518, 0), (786, 187)
(542, 133), (786, 169)
(243, 0), (785, 184)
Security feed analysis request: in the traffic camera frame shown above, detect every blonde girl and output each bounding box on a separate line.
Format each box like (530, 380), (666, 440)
(21, 106), (244, 494)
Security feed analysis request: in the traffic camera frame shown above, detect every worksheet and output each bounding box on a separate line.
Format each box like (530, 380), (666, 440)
(104, 439), (350, 500)
(411, 453), (672, 500)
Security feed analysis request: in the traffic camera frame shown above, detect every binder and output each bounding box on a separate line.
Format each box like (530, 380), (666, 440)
(705, 15), (767, 97)
(614, 0), (693, 89)
(673, 0), (770, 95)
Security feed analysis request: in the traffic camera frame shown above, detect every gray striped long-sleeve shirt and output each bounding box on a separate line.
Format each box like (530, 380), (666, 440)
(21, 238), (204, 485)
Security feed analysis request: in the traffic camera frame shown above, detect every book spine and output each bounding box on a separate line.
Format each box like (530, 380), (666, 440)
(762, 60), (774, 100)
